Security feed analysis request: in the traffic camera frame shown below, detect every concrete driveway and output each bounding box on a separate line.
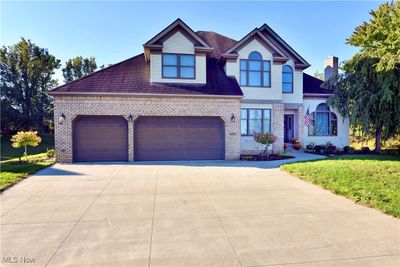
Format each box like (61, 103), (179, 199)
(1, 162), (399, 267)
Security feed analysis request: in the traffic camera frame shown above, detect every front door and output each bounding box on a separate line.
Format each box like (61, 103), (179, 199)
(284, 114), (294, 143)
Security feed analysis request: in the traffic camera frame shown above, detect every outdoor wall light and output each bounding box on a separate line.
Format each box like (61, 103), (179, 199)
(59, 113), (66, 124)
(128, 114), (133, 122)
(231, 114), (236, 123)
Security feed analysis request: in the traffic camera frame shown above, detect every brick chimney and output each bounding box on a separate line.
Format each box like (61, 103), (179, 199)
(324, 56), (338, 82)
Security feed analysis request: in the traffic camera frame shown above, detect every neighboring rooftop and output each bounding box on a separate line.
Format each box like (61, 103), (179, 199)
(303, 73), (332, 95)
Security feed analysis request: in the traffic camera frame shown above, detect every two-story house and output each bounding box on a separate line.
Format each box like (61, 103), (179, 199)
(49, 19), (349, 162)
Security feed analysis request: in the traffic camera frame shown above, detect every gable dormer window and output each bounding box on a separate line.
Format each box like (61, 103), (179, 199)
(282, 65), (293, 93)
(162, 53), (195, 79)
(240, 51), (271, 87)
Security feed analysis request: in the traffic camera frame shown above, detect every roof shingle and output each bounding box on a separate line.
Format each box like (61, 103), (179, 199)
(303, 73), (331, 95)
(49, 30), (330, 96)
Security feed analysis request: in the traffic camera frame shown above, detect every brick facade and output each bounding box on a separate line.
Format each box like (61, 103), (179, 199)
(297, 105), (304, 145)
(272, 103), (284, 154)
(53, 95), (241, 163)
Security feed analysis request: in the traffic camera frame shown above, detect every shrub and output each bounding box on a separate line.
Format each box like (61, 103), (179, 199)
(46, 148), (55, 158)
(306, 142), (315, 151)
(361, 146), (371, 154)
(314, 145), (326, 154)
(326, 145), (337, 154)
(343, 146), (354, 154)
(293, 143), (301, 150)
(253, 132), (277, 157)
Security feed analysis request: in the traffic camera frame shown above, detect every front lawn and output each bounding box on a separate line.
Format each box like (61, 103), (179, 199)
(1, 133), (54, 161)
(281, 155), (400, 218)
(1, 134), (55, 190)
(1, 153), (54, 190)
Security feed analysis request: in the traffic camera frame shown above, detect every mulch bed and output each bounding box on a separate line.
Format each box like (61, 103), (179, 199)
(240, 154), (295, 161)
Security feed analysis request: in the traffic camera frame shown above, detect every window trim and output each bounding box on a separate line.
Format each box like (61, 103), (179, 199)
(161, 53), (196, 80)
(241, 108), (272, 136)
(308, 104), (338, 136)
(282, 65), (294, 94)
(240, 51), (271, 88)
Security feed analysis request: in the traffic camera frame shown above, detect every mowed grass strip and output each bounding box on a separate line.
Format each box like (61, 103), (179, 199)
(0, 153), (54, 190)
(281, 155), (400, 218)
(1, 134), (55, 191)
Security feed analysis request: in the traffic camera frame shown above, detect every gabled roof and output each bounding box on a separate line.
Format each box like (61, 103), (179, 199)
(143, 18), (213, 61)
(220, 28), (289, 64)
(303, 73), (332, 96)
(259, 24), (310, 69)
(196, 31), (238, 59)
(48, 53), (243, 97)
(48, 22), (327, 97)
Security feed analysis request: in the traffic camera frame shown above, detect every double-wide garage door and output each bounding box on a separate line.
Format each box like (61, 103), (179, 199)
(135, 117), (225, 161)
(73, 116), (225, 162)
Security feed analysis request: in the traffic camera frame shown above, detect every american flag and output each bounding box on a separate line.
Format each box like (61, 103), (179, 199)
(304, 107), (310, 126)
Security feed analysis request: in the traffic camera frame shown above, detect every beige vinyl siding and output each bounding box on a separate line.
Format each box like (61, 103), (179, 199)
(225, 39), (283, 101)
(282, 59), (304, 104)
(302, 97), (350, 148)
(150, 30), (207, 84)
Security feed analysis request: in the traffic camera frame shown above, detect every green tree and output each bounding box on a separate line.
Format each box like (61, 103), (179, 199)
(0, 38), (60, 132)
(313, 71), (324, 80)
(11, 131), (42, 160)
(62, 56), (97, 82)
(327, 1), (400, 152)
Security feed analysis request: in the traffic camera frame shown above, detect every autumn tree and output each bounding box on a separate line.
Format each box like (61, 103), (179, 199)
(11, 131), (42, 160)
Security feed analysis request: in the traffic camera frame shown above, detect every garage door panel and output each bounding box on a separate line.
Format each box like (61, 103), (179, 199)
(135, 116), (224, 161)
(73, 116), (128, 162)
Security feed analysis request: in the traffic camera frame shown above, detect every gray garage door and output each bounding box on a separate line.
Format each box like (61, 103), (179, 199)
(134, 116), (225, 161)
(73, 116), (128, 162)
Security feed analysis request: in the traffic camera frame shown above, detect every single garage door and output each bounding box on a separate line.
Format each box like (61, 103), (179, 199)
(135, 116), (224, 161)
(73, 116), (128, 162)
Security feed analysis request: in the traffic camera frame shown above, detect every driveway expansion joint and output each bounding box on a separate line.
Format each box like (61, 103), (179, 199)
(43, 165), (123, 267)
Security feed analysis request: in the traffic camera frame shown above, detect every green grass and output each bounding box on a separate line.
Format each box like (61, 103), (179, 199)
(1, 134), (55, 190)
(1, 153), (54, 190)
(281, 155), (400, 218)
(1, 133), (54, 162)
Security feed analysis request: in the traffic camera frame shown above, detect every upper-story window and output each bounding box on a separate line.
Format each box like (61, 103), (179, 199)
(308, 103), (337, 136)
(282, 65), (293, 93)
(240, 51), (271, 87)
(162, 53), (195, 79)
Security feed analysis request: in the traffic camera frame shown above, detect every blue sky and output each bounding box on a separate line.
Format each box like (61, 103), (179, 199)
(2, 1), (382, 83)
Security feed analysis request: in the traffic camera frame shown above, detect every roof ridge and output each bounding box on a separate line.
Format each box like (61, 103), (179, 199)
(49, 53), (144, 93)
(196, 30), (238, 43)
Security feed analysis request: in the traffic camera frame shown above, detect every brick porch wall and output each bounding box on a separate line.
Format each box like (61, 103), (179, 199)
(53, 95), (241, 163)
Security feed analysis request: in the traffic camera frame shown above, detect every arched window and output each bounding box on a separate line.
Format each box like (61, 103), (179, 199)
(249, 51), (262, 60)
(240, 51), (271, 87)
(308, 103), (338, 136)
(282, 65), (293, 93)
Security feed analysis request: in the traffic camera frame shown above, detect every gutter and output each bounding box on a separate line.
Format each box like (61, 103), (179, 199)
(47, 91), (243, 99)
(303, 93), (333, 98)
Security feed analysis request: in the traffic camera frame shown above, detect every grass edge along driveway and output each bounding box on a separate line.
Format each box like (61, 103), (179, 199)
(1, 134), (55, 191)
(281, 155), (400, 218)
(0, 153), (54, 191)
